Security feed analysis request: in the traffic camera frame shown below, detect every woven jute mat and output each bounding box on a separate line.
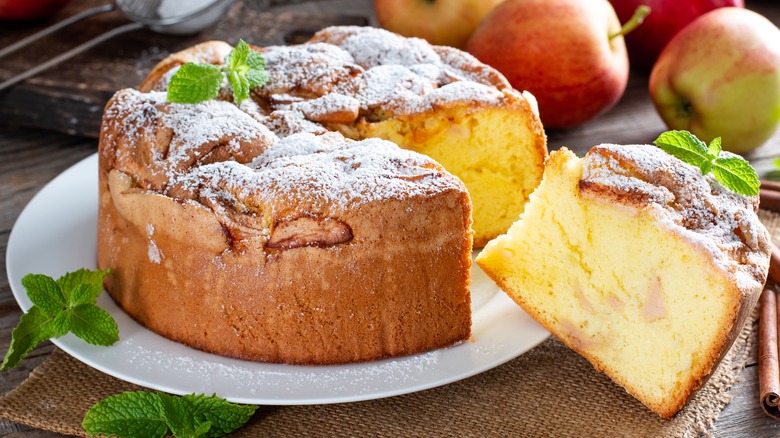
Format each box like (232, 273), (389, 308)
(2, 210), (778, 437)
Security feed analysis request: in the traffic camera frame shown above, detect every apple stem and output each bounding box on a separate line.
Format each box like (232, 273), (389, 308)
(609, 5), (651, 41)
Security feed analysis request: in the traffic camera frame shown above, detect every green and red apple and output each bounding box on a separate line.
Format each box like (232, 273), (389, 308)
(649, 8), (780, 154)
(611, 0), (743, 70)
(466, 0), (636, 128)
(374, 0), (504, 49)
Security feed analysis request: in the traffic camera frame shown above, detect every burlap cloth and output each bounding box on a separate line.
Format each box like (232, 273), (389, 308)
(3, 211), (779, 437)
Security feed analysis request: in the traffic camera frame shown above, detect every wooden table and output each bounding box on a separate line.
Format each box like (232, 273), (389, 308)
(1, 0), (780, 436)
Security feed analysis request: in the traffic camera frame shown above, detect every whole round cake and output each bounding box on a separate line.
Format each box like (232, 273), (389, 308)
(97, 26), (548, 365)
(99, 88), (473, 364)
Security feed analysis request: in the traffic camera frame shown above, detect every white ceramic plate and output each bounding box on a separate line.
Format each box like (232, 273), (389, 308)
(6, 153), (549, 405)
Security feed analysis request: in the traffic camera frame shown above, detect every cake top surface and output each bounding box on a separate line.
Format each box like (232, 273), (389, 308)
(146, 26), (519, 127)
(100, 25), (531, 223)
(101, 89), (465, 220)
(579, 144), (770, 290)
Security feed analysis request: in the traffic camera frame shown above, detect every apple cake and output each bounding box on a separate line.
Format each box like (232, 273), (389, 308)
(98, 87), (473, 364)
(140, 26), (547, 247)
(476, 144), (771, 418)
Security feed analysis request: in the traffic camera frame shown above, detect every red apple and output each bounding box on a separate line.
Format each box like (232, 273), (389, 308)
(466, 0), (632, 128)
(0, 0), (71, 21)
(649, 8), (780, 154)
(611, 0), (743, 70)
(374, 0), (504, 49)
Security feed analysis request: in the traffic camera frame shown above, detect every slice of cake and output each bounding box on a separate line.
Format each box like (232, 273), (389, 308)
(476, 145), (771, 418)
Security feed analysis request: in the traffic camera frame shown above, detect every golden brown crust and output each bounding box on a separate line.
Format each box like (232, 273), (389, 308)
(99, 166), (472, 364)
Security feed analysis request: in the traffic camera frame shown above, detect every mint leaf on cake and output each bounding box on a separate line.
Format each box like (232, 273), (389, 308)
(166, 63), (224, 104)
(167, 39), (268, 105)
(653, 130), (759, 196)
(1, 268), (117, 370)
(83, 392), (257, 438)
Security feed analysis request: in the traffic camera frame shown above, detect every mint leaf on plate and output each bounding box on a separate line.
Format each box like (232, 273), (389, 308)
(58, 268), (110, 305)
(22, 273), (65, 317)
(65, 303), (120, 346)
(1, 306), (55, 370)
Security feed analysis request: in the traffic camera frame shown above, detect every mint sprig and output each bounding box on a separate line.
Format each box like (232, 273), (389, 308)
(167, 39), (269, 105)
(2, 268), (117, 370)
(653, 130), (759, 196)
(83, 392), (258, 438)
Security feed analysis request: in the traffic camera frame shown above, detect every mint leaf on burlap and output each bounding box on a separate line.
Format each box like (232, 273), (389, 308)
(84, 392), (258, 438)
(167, 63), (223, 104)
(83, 391), (168, 438)
(159, 392), (213, 438)
(712, 156), (760, 196)
(1, 306), (55, 370)
(184, 394), (258, 437)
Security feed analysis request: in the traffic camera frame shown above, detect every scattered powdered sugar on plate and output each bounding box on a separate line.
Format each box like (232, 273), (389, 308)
(120, 335), (441, 395)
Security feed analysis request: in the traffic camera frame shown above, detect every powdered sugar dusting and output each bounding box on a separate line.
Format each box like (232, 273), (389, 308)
(259, 43), (362, 97)
(173, 132), (463, 216)
(333, 26), (440, 69)
(334, 64), (436, 112)
(102, 88), (465, 229)
(146, 224), (162, 264)
(581, 144), (770, 292)
(252, 26), (516, 122)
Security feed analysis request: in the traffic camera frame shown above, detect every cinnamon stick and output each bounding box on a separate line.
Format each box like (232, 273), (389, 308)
(760, 188), (780, 213)
(770, 243), (780, 286)
(759, 287), (780, 418)
(761, 180), (780, 193)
